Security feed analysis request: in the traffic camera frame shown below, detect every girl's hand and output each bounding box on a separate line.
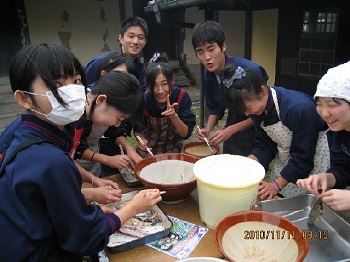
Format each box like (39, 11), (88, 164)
(129, 189), (162, 214)
(127, 151), (143, 167)
(92, 177), (120, 190)
(136, 136), (150, 152)
(91, 187), (122, 204)
(209, 129), (231, 145)
(321, 189), (350, 211)
(196, 127), (210, 142)
(296, 173), (328, 196)
(83, 187), (122, 205)
(258, 181), (278, 200)
(114, 189), (162, 224)
(161, 95), (178, 119)
(107, 155), (131, 169)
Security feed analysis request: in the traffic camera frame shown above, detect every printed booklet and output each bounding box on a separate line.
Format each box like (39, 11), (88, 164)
(146, 216), (209, 260)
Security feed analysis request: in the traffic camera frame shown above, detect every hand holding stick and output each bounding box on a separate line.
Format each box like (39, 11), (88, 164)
(196, 125), (214, 153)
(136, 136), (154, 156)
(119, 145), (133, 176)
(142, 191), (166, 196)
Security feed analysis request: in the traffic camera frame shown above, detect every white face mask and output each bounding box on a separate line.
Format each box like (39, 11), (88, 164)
(24, 84), (86, 125)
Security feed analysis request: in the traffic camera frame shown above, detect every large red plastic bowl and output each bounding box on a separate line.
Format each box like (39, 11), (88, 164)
(134, 153), (200, 203)
(215, 211), (309, 262)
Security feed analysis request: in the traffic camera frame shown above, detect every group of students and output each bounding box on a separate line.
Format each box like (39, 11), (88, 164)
(192, 20), (350, 210)
(78, 17), (196, 181)
(0, 16), (196, 261)
(0, 42), (161, 261)
(0, 14), (349, 261)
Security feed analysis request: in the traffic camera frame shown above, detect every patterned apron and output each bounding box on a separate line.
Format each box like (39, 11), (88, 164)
(137, 90), (185, 158)
(261, 88), (330, 197)
(76, 125), (108, 176)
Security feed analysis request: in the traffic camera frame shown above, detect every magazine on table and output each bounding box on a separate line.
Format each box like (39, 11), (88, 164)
(146, 216), (209, 260)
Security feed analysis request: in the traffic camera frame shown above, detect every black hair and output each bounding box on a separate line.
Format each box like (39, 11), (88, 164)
(219, 65), (266, 114)
(9, 43), (86, 106)
(99, 52), (139, 80)
(145, 52), (174, 97)
(192, 20), (225, 50)
(120, 16), (148, 38)
(90, 70), (144, 124)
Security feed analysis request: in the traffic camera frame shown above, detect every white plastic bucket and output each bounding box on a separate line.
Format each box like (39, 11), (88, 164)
(193, 154), (265, 229)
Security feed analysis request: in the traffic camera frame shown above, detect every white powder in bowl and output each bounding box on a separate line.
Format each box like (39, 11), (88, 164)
(139, 160), (195, 184)
(222, 221), (298, 262)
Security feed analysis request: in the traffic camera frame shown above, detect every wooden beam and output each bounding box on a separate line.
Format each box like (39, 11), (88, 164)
(244, 8), (252, 59)
(119, 0), (126, 22)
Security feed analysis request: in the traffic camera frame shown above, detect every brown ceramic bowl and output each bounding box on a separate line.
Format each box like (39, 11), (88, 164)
(183, 142), (220, 158)
(215, 211), (309, 262)
(134, 153), (200, 203)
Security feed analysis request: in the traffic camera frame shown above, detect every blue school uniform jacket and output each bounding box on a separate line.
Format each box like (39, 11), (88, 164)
(204, 55), (268, 119)
(85, 50), (147, 92)
(203, 55), (269, 155)
(249, 86), (329, 183)
(0, 115), (120, 261)
(328, 130), (350, 188)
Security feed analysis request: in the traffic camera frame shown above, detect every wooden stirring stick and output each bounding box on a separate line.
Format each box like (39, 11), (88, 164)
(118, 145), (133, 176)
(136, 135), (154, 156)
(196, 125), (214, 153)
(119, 144), (124, 156)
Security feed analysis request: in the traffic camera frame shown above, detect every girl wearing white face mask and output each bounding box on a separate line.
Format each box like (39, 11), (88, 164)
(0, 43), (161, 261)
(22, 83), (86, 126)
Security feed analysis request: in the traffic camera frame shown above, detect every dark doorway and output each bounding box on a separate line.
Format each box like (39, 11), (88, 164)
(0, 0), (27, 77)
(133, 0), (177, 61)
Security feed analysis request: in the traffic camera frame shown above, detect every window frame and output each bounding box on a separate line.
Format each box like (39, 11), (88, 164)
(298, 8), (339, 78)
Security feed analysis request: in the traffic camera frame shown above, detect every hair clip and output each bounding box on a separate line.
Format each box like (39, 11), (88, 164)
(149, 52), (160, 64)
(222, 66), (246, 88)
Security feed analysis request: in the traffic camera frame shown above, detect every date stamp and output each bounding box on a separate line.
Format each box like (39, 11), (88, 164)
(302, 230), (328, 240)
(243, 229), (329, 240)
(244, 230), (295, 240)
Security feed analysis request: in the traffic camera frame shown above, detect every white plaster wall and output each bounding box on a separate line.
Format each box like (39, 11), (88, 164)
(24, 0), (133, 66)
(252, 9), (278, 86)
(219, 11), (245, 57)
(23, 1), (276, 83)
(183, 6), (203, 66)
